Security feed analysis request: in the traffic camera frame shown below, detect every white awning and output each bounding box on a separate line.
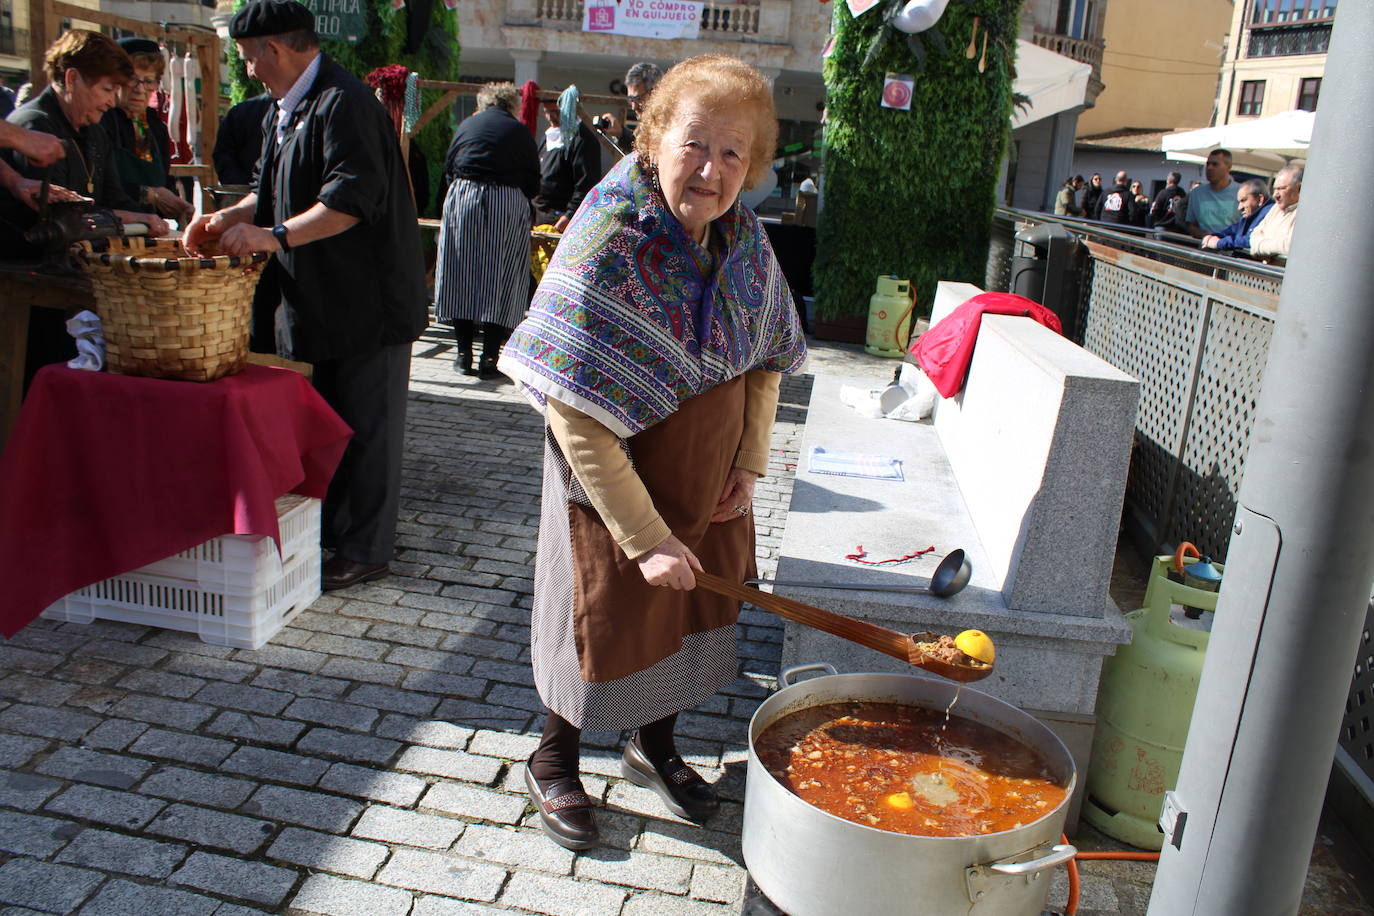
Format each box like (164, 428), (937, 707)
(1162, 110), (1314, 173)
(1011, 39), (1092, 130)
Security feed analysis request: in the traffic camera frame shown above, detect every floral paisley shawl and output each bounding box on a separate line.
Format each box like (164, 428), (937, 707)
(499, 153), (807, 438)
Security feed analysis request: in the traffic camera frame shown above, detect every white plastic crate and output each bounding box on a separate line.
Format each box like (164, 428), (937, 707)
(137, 494), (320, 582)
(42, 496), (322, 649)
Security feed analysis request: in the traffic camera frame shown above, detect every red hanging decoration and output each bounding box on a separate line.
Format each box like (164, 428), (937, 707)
(365, 65), (411, 137)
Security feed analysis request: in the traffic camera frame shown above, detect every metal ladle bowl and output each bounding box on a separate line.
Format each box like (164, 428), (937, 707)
(928, 548), (972, 597)
(745, 548), (974, 599)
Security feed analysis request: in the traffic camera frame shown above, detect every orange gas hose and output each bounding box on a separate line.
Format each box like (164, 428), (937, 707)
(1059, 834), (1160, 915)
(1074, 851), (1161, 861)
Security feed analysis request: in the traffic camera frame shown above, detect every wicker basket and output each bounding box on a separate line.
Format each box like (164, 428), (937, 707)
(74, 236), (268, 382)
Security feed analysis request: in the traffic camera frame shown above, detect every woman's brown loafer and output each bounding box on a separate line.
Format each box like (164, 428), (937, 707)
(621, 734), (719, 822)
(524, 765), (599, 850)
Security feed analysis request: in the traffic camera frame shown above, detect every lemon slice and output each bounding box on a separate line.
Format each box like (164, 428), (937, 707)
(954, 629), (995, 665)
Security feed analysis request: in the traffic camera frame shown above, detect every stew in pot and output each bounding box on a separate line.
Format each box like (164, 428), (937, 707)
(756, 701), (1067, 837)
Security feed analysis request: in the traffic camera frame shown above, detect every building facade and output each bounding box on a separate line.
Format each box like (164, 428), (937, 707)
(458, 0), (832, 125)
(1214, 0), (1331, 124)
(1, 0), (106, 88)
(1004, 0), (1107, 211)
(1075, 0), (1232, 137)
(3, 0), (213, 88)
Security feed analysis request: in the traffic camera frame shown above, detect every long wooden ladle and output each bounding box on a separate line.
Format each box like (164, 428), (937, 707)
(694, 571), (992, 683)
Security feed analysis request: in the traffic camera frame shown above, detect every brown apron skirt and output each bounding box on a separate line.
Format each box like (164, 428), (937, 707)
(529, 376), (753, 731)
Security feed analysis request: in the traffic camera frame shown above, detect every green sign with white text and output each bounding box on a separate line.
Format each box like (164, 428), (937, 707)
(294, 0), (364, 43)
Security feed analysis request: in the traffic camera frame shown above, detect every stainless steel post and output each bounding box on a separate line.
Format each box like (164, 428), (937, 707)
(1147, 7), (1374, 915)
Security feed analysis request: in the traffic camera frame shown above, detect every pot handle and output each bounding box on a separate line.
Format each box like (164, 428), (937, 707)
(779, 663), (839, 688)
(986, 843), (1078, 876)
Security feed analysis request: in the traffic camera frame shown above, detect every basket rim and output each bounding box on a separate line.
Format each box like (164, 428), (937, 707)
(74, 237), (269, 273)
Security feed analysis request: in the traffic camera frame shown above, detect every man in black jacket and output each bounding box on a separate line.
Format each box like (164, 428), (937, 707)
(534, 97), (599, 232)
(1148, 171), (1187, 229)
(1095, 170), (1133, 224)
(186, 0), (427, 590)
(212, 92), (273, 185)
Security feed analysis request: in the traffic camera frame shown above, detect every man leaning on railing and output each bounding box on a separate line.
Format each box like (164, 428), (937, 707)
(1247, 165), (1301, 263)
(1201, 179), (1272, 252)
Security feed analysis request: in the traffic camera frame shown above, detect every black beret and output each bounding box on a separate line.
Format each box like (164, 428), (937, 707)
(229, 0), (316, 39)
(117, 37), (161, 56)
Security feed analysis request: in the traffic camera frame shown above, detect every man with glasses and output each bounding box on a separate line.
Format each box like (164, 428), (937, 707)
(597, 61), (662, 155)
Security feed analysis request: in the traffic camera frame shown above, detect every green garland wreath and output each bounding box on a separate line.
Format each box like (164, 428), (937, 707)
(812, 0), (1022, 323)
(226, 0), (460, 218)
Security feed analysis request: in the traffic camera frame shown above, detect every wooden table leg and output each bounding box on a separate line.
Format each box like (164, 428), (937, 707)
(0, 301), (31, 456)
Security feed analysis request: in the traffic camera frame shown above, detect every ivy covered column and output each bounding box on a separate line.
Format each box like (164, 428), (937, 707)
(812, 0), (1022, 324)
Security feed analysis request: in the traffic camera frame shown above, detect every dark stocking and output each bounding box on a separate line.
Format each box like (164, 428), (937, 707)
(635, 712), (679, 766)
(479, 322), (510, 366)
(529, 711), (582, 786)
(453, 321), (475, 370)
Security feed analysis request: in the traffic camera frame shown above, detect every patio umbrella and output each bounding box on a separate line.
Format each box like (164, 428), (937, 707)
(1162, 110), (1314, 173)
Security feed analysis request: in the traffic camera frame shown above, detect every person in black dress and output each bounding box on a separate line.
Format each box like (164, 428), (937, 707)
(433, 81), (539, 378)
(3, 30), (168, 244)
(186, 0), (427, 592)
(102, 37), (194, 225)
(3, 30), (167, 386)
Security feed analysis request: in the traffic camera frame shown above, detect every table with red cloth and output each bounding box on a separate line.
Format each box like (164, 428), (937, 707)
(0, 364), (353, 638)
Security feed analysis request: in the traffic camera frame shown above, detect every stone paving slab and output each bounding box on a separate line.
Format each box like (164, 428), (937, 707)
(0, 329), (1367, 915)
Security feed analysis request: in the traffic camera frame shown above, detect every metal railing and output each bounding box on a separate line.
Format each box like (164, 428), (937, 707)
(1030, 28), (1105, 103)
(534, 0), (761, 35)
(988, 208), (1284, 563)
(1247, 22), (1333, 57)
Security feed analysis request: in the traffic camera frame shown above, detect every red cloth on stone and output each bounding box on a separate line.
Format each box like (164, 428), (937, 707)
(911, 292), (1063, 398)
(0, 364), (352, 637)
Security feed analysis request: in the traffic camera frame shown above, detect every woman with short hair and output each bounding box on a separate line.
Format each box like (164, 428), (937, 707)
(102, 37), (194, 224)
(500, 55), (807, 851)
(2, 30), (167, 381)
(4, 30), (166, 237)
(433, 81), (540, 378)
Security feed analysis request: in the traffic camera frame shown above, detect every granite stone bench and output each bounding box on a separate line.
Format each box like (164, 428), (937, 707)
(773, 281), (1138, 824)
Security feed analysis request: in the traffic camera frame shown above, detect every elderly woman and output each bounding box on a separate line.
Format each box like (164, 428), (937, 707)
(102, 37), (194, 224)
(2, 30), (166, 380)
(500, 55), (807, 851)
(3, 31), (167, 240)
(434, 81), (540, 379)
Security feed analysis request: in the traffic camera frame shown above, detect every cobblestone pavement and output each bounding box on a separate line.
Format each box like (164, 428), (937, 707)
(0, 328), (1368, 915)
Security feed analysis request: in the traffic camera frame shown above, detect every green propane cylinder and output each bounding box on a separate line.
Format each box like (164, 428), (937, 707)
(1083, 554), (1223, 849)
(864, 275), (912, 358)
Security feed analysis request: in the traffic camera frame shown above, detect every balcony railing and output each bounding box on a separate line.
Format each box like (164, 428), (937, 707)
(534, 0), (761, 36)
(1247, 23), (1332, 57)
(1030, 28), (1105, 105)
(0, 26), (29, 57)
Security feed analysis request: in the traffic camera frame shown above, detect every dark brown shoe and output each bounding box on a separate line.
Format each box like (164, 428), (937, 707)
(621, 733), (718, 822)
(525, 765), (599, 850)
(321, 555), (390, 591)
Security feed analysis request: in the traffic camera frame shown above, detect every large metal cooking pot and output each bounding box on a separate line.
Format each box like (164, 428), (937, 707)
(206, 185), (253, 209)
(743, 664), (1077, 916)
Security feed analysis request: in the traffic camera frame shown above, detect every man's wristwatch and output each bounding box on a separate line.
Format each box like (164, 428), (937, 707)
(271, 224), (291, 252)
